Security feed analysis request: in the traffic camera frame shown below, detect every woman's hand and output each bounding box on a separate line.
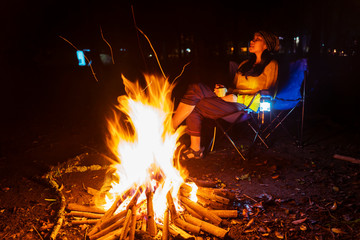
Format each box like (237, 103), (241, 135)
(221, 94), (237, 102)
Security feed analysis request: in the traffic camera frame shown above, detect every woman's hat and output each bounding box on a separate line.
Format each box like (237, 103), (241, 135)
(257, 31), (280, 52)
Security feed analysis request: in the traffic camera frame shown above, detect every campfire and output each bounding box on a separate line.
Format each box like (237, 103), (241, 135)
(63, 74), (238, 239)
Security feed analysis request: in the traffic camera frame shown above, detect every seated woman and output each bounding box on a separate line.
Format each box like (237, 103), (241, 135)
(172, 30), (279, 160)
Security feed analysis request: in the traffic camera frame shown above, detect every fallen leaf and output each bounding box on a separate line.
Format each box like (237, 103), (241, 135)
(331, 228), (345, 234)
(272, 175), (279, 179)
(300, 225), (307, 231)
(246, 218), (254, 228)
(275, 231), (284, 239)
(292, 218), (307, 225)
(239, 173), (249, 180)
(330, 202), (337, 210)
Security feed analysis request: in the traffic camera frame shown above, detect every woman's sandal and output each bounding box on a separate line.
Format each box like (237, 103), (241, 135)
(180, 147), (205, 161)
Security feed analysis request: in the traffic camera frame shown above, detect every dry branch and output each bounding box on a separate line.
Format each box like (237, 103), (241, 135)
(333, 154), (360, 164)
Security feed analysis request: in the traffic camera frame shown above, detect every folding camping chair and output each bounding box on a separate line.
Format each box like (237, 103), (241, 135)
(261, 58), (308, 146)
(208, 58), (308, 159)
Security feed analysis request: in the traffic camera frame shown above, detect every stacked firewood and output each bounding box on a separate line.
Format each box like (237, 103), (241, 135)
(66, 183), (238, 239)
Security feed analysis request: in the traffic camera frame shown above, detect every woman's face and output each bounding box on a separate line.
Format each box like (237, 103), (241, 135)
(249, 33), (267, 54)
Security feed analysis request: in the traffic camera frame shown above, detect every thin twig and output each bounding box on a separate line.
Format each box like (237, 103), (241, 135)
(136, 27), (166, 80)
(172, 61), (191, 84)
(243, 194), (258, 203)
(131, 5), (148, 72)
(100, 26), (115, 64)
(32, 225), (44, 240)
(59, 35), (99, 82)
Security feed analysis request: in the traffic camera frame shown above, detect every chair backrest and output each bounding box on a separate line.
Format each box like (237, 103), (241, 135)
(273, 58), (307, 110)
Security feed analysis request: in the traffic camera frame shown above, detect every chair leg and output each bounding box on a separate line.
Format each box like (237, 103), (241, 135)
(216, 122), (246, 161)
(247, 122), (269, 149)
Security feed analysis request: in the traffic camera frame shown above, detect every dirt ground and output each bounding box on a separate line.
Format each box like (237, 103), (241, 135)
(1, 56), (360, 239)
(0, 106), (359, 239)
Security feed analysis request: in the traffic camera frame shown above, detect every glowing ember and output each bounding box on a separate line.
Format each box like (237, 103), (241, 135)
(98, 74), (188, 222)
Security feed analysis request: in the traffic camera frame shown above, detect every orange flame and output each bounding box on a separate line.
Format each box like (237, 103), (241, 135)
(100, 74), (188, 220)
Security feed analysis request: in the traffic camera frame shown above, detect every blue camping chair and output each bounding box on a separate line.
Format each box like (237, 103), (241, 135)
(208, 58), (308, 159)
(261, 58), (308, 146)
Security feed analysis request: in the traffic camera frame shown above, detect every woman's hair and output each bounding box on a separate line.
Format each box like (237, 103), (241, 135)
(237, 49), (274, 78)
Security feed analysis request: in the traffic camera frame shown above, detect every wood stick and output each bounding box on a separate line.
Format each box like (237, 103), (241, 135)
(169, 224), (195, 239)
(196, 189), (230, 205)
(97, 228), (123, 240)
(119, 209), (132, 240)
(196, 195), (226, 210)
(88, 218), (125, 240)
(174, 217), (201, 234)
(71, 219), (98, 225)
(128, 206), (137, 240)
(67, 203), (105, 214)
(68, 211), (103, 219)
(166, 191), (177, 221)
(146, 191), (157, 237)
(162, 208), (169, 240)
(88, 209), (127, 236)
(89, 190), (129, 236)
(191, 179), (218, 188)
(183, 204), (203, 220)
(333, 154), (360, 164)
(180, 196), (222, 225)
(209, 210), (238, 218)
(127, 186), (143, 210)
(184, 214), (227, 238)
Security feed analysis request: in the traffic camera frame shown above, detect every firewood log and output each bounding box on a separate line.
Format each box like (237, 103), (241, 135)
(184, 214), (227, 238)
(180, 196), (222, 225)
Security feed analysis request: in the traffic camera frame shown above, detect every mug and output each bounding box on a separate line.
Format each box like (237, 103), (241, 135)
(214, 84), (227, 97)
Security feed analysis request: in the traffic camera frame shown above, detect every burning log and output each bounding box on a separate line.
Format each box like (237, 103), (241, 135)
(67, 203), (105, 214)
(196, 195), (226, 210)
(162, 208), (169, 240)
(71, 219), (98, 225)
(174, 217), (201, 234)
(169, 224), (195, 239)
(196, 189), (230, 205)
(184, 214), (228, 238)
(146, 191), (157, 237)
(68, 211), (104, 219)
(88, 210), (127, 237)
(166, 191), (177, 221)
(128, 206), (137, 240)
(96, 228), (123, 240)
(88, 217), (125, 240)
(119, 209), (133, 240)
(183, 204), (203, 220)
(180, 196), (222, 225)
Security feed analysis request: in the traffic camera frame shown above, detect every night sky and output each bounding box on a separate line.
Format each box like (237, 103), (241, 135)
(1, 0), (360, 129)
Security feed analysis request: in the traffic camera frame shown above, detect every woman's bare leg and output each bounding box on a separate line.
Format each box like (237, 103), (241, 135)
(190, 135), (201, 151)
(172, 102), (195, 129)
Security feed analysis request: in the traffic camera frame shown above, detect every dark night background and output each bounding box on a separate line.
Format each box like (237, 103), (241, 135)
(1, 0), (360, 158)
